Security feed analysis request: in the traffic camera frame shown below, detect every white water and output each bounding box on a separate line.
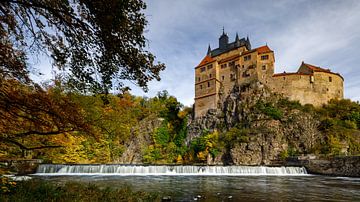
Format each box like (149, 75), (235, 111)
(35, 164), (308, 176)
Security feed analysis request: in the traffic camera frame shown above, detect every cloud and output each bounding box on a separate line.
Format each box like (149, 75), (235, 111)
(31, 0), (360, 105)
(134, 0), (360, 105)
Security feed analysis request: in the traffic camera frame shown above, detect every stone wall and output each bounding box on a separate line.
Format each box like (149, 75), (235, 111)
(271, 71), (343, 106)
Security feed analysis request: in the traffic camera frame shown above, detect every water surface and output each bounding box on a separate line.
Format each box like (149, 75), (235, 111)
(34, 175), (360, 201)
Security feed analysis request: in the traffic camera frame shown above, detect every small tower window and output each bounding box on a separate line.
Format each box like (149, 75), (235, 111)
(222, 75), (225, 81)
(209, 74), (212, 78)
(329, 76), (332, 82)
(200, 85), (202, 89)
(207, 82), (210, 87)
(261, 55), (269, 60)
(198, 77), (200, 82)
(262, 65), (266, 70)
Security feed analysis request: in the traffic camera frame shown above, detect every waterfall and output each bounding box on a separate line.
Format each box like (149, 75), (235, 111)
(35, 165), (308, 176)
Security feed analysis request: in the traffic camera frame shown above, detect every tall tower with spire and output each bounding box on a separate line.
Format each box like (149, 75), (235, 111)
(219, 27), (229, 50)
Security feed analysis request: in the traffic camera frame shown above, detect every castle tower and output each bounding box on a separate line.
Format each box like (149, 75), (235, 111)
(194, 31), (275, 118)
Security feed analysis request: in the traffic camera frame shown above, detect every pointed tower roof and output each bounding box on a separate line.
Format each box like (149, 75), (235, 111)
(207, 44), (211, 56)
(235, 32), (239, 41)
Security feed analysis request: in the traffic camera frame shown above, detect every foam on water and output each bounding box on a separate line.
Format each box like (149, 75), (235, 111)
(34, 164), (309, 176)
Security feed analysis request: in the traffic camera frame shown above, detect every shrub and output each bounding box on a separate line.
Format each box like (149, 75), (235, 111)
(256, 101), (283, 120)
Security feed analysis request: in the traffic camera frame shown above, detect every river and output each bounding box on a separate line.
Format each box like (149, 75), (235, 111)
(32, 165), (360, 201)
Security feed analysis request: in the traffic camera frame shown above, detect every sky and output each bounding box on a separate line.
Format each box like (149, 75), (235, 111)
(34, 0), (360, 106)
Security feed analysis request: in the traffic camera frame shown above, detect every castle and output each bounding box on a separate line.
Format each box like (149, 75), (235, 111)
(194, 31), (344, 118)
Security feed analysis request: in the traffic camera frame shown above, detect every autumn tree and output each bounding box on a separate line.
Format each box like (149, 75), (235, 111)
(0, 0), (165, 157)
(0, 0), (165, 93)
(0, 79), (91, 157)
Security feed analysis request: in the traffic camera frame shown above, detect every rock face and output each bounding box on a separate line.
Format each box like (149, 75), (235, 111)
(187, 81), (321, 165)
(306, 156), (360, 177)
(119, 115), (163, 164)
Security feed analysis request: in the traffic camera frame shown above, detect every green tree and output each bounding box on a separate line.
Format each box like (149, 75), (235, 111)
(0, 0), (165, 93)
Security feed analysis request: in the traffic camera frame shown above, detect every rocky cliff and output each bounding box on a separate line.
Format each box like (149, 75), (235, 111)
(187, 81), (321, 165)
(119, 115), (163, 164)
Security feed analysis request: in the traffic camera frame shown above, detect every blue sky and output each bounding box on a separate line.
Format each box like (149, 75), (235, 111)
(34, 0), (360, 106)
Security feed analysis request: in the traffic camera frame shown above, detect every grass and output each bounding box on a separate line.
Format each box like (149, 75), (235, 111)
(0, 179), (160, 202)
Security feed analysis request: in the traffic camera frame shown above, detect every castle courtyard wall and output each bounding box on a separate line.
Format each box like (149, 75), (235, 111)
(271, 72), (343, 106)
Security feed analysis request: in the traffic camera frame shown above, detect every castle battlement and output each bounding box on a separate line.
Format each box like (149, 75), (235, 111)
(194, 32), (344, 118)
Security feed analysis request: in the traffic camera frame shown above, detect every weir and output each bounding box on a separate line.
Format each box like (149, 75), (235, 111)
(35, 164), (308, 176)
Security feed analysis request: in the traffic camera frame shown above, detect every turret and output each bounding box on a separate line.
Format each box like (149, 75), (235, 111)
(219, 28), (229, 50)
(207, 44), (211, 56)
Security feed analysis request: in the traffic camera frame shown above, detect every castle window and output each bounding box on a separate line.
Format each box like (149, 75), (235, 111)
(244, 55), (251, 61)
(200, 67), (206, 72)
(207, 82), (210, 87)
(329, 76), (332, 82)
(222, 75), (225, 81)
(209, 74), (212, 78)
(283, 77), (286, 80)
(221, 64), (227, 69)
(261, 55), (269, 60)
(230, 74), (236, 81)
(262, 65), (266, 70)
(242, 71), (250, 77)
(198, 77), (200, 82)
(248, 64), (255, 69)
(200, 85), (202, 89)
(229, 61), (235, 67)
(242, 65), (244, 68)
(207, 64), (213, 70)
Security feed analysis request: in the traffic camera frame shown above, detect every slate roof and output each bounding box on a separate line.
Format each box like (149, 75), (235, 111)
(209, 37), (251, 57)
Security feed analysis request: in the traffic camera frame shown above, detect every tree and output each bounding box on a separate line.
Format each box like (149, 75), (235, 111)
(0, 0), (165, 93)
(0, 79), (91, 157)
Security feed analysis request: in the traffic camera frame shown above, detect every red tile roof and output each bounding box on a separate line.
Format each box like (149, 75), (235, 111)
(302, 62), (330, 72)
(242, 45), (273, 55)
(256, 45), (273, 54)
(195, 55), (215, 68)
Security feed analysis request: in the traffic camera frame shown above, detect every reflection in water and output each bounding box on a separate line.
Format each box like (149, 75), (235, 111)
(35, 175), (360, 201)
